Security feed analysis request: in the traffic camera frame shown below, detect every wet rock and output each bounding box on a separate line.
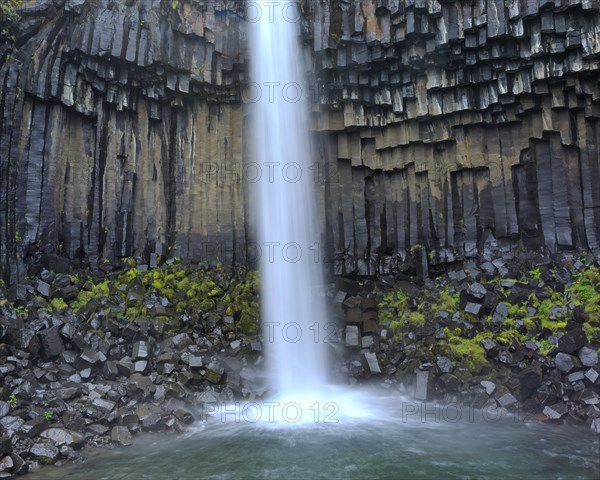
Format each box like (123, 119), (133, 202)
(134, 360), (148, 374)
(21, 419), (47, 438)
(572, 306), (588, 324)
(0, 416), (24, 432)
(91, 398), (116, 413)
(103, 361), (120, 380)
(116, 358), (134, 376)
(140, 413), (164, 431)
(0, 402), (8, 419)
(111, 426), (132, 446)
(554, 353), (581, 374)
(204, 362), (224, 384)
(480, 380), (496, 395)
(518, 366), (543, 391)
(132, 341), (149, 360)
(87, 424), (109, 435)
(496, 392), (518, 408)
(39, 327), (64, 358)
(585, 368), (599, 383)
(0, 437), (11, 453)
(480, 338), (497, 356)
(0, 455), (14, 472)
(578, 347), (598, 367)
(187, 354), (203, 369)
(567, 371), (585, 383)
(345, 325), (360, 347)
(414, 370), (432, 400)
(174, 410), (195, 425)
(464, 302), (482, 316)
(466, 283), (487, 302)
(437, 373), (461, 393)
(557, 329), (588, 353)
(36, 280), (51, 297)
(40, 428), (84, 449)
(7, 453), (27, 475)
(436, 356), (453, 374)
(29, 443), (59, 465)
(543, 403), (569, 420)
(361, 352), (382, 376)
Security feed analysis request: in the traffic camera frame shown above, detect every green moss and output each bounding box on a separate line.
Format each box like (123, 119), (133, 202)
(567, 265), (600, 322)
(437, 287), (460, 314)
(440, 327), (488, 372)
(50, 297), (68, 312)
(72, 280), (111, 312)
(405, 310), (426, 327)
(508, 304), (528, 318)
(118, 268), (140, 284)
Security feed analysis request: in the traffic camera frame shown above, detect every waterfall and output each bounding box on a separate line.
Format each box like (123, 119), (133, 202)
(248, 0), (329, 401)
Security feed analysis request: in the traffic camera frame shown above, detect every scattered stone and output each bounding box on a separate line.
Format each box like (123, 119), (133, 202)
(39, 327), (64, 358)
(436, 356), (453, 373)
(567, 371), (585, 383)
(204, 362), (224, 383)
(480, 380), (496, 395)
(132, 341), (149, 359)
(585, 368), (599, 383)
(36, 281), (51, 298)
(0, 455), (14, 472)
(0, 402), (8, 419)
(414, 370), (432, 400)
(557, 329), (588, 353)
(345, 325), (360, 348)
(578, 347), (598, 367)
(465, 302), (482, 316)
(0, 416), (24, 432)
(29, 443), (59, 465)
(467, 283), (487, 301)
(361, 352), (381, 375)
(543, 403), (569, 420)
(91, 398), (116, 413)
(40, 429), (84, 448)
(496, 392), (518, 408)
(187, 355), (203, 368)
(111, 426), (133, 446)
(554, 353), (581, 374)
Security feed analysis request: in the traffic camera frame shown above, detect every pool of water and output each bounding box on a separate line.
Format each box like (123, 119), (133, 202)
(23, 392), (600, 480)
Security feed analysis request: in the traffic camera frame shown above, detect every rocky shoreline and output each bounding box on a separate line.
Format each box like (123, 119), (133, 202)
(1, 249), (599, 477)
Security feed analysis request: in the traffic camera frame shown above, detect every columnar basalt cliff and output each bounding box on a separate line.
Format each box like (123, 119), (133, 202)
(307, 0), (600, 275)
(1, 0), (600, 281)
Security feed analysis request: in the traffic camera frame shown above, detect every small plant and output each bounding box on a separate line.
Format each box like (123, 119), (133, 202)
(43, 410), (54, 423)
(14, 305), (28, 316)
(7, 394), (17, 407)
(529, 267), (541, 280)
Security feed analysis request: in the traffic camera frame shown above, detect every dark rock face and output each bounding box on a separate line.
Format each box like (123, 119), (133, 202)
(1, 1), (600, 279)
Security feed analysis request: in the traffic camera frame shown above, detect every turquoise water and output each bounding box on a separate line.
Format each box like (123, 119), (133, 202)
(23, 394), (600, 480)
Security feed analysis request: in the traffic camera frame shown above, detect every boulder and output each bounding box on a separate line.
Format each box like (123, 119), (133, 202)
(361, 352), (381, 376)
(557, 328), (588, 353)
(111, 426), (133, 446)
(40, 428), (85, 449)
(414, 370), (432, 400)
(554, 352), (581, 374)
(345, 325), (360, 347)
(39, 327), (64, 358)
(29, 443), (60, 465)
(578, 347), (598, 367)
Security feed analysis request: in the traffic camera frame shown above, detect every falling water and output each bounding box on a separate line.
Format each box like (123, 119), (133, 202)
(248, 0), (328, 401)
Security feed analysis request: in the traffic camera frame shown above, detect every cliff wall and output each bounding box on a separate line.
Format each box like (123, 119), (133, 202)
(1, 0), (599, 280)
